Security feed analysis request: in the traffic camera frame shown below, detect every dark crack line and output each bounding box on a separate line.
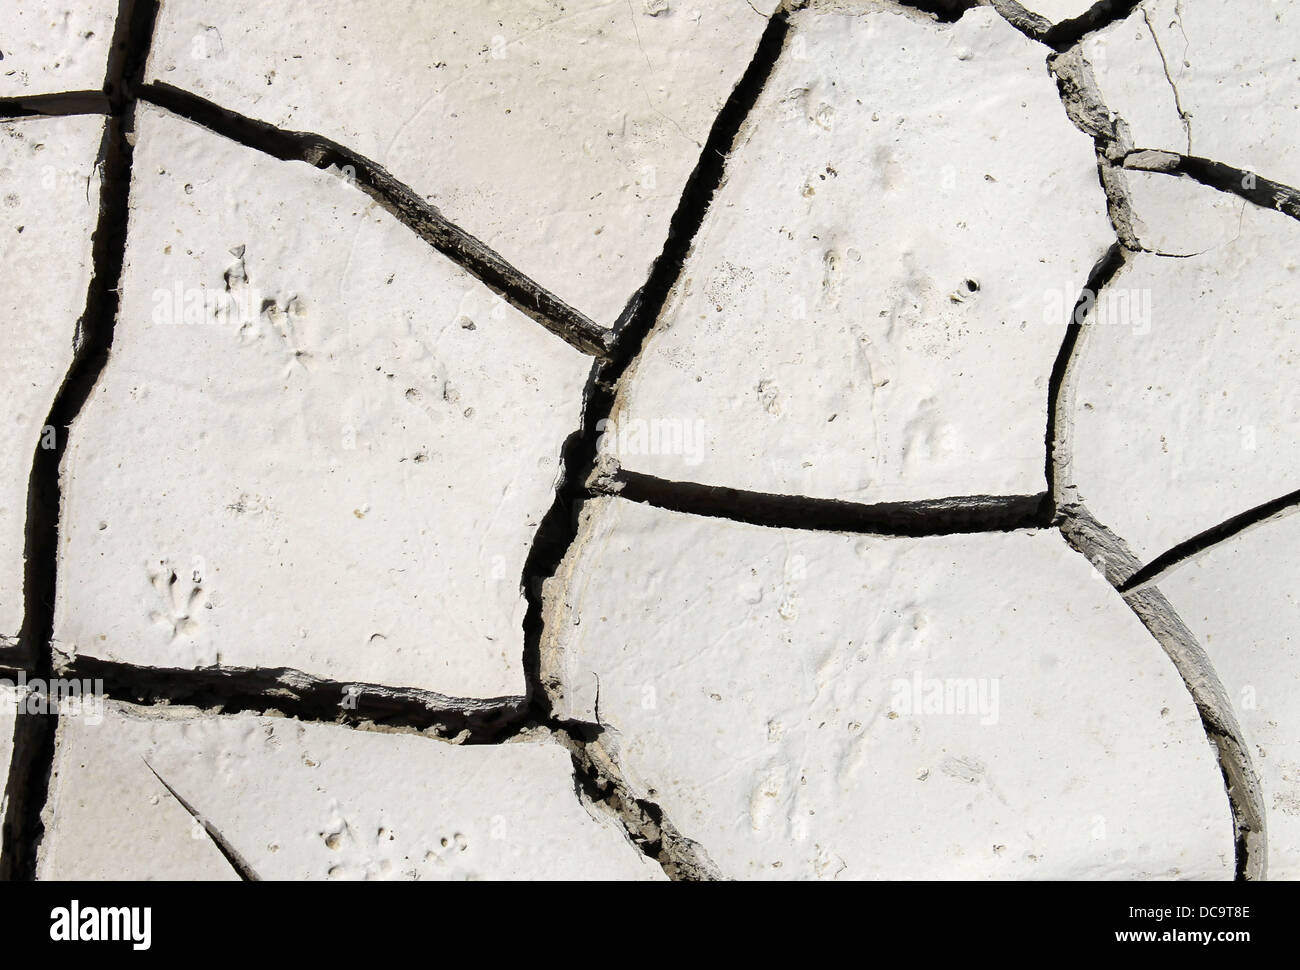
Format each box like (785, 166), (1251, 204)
(0, 700), (57, 880)
(139, 82), (611, 357)
(143, 760), (261, 881)
(0, 0), (161, 883)
(1042, 0), (1144, 51)
(1036, 152), (1266, 878)
(560, 729), (721, 881)
(1123, 149), (1300, 223)
(1042, 48), (1143, 255)
(1056, 505), (1267, 880)
(988, 0), (1143, 50)
(591, 465), (1050, 535)
(893, 0), (981, 22)
(0, 90), (110, 120)
(1120, 486), (1300, 594)
(58, 656), (530, 744)
(1141, 9), (1192, 155)
(7, 646), (606, 757)
(516, 8), (793, 881)
(1047, 48), (1127, 147)
(1044, 241), (1127, 510)
(1034, 130), (1267, 874)
(1037, 43), (1269, 877)
(1043, 41), (1219, 252)
(1045, 41), (1300, 238)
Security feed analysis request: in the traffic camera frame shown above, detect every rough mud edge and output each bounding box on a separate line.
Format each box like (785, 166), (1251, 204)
(1124, 587), (1267, 881)
(1045, 28), (1300, 229)
(1057, 505), (1267, 880)
(57, 656), (530, 744)
(985, 0), (1052, 40)
(535, 500), (722, 880)
(1047, 47), (1129, 153)
(589, 459), (1049, 535)
(557, 729), (722, 881)
(1121, 487), (1300, 593)
(1045, 49), (1146, 252)
(1047, 48), (1217, 257)
(517, 10), (793, 878)
(988, 0), (1143, 50)
(1044, 228), (1266, 877)
(0, 0), (161, 883)
(139, 82), (610, 356)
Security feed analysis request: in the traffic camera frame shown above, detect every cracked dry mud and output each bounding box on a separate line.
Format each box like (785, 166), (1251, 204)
(0, 0), (1295, 881)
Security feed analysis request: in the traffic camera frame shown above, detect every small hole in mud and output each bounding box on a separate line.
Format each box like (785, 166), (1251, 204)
(963, 279), (979, 293)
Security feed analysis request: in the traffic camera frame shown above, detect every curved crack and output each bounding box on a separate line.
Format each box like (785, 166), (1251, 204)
(1045, 246), (1268, 879)
(1044, 240), (1127, 509)
(1042, 48), (1150, 255)
(1120, 487), (1300, 594)
(6, 0), (793, 884)
(1056, 505), (1267, 880)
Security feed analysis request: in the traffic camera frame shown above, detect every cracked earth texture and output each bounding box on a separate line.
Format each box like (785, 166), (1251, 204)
(0, 0), (1296, 881)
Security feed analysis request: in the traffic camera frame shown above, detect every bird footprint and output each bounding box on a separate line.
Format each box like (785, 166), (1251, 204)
(147, 558), (208, 643)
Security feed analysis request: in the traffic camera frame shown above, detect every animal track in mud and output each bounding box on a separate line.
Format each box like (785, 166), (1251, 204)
(317, 803), (472, 880)
(147, 558), (210, 647)
(225, 247), (317, 376)
(261, 296), (315, 378)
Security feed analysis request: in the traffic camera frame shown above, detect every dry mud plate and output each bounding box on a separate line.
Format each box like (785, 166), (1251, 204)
(0, 0), (1297, 884)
